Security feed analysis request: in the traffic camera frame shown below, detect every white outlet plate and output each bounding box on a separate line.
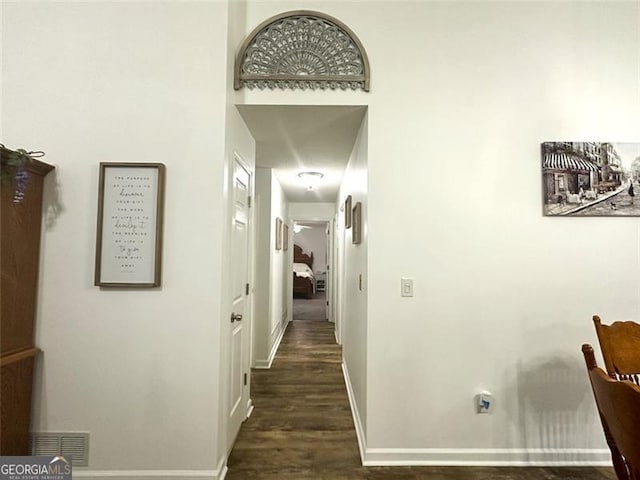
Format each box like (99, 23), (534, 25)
(478, 391), (493, 413)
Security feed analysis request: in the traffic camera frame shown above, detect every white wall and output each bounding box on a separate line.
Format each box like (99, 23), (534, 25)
(270, 172), (289, 344)
(337, 113), (369, 455)
(218, 0), (255, 463)
(289, 202), (336, 221)
(2, 1), (232, 476)
(241, 0), (640, 465)
(253, 168), (273, 366)
(293, 224), (327, 273)
(363, 2), (639, 463)
(253, 168), (289, 368)
(219, 50), (256, 473)
(5, 0), (639, 470)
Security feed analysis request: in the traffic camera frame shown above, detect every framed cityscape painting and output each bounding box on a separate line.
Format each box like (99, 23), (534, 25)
(542, 142), (640, 216)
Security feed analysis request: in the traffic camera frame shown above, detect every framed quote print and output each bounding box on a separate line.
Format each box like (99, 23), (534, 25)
(95, 162), (166, 287)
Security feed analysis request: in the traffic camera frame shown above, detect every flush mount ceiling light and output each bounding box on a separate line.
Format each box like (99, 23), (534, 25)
(293, 223), (312, 233)
(298, 171), (324, 190)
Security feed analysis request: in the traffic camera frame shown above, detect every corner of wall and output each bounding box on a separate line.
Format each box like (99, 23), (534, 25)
(252, 169), (290, 368)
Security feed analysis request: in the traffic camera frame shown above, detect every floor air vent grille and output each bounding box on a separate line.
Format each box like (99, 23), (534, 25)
(30, 432), (89, 466)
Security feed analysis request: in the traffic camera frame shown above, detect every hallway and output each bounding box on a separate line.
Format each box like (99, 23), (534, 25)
(226, 320), (359, 479)
(225, 321), (615, 480)
(292, 293), (327, 321)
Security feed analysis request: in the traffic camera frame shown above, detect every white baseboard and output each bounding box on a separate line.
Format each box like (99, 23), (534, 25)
(362, 448), (612, 466)
(73, 470), (221, 480)
(253, 359), (271, 369)
(218, 463), (228, 480)
(253, 320), (289, 369)
(245, 399), (254, 420)
(74, 456), (227, 480)
(341, 361), (366, 463)
(341, 361), (611, 467)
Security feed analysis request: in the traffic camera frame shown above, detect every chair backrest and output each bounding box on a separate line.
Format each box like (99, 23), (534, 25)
(593, 315), (640, 385)
(583, 344), (640, 480)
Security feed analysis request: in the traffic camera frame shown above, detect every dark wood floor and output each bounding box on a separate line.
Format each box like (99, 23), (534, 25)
(226, 320), (615, 480)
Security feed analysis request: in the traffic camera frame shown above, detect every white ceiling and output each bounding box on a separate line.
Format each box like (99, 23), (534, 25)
(237, 105), (366, 203)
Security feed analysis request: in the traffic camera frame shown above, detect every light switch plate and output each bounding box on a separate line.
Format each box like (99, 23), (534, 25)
(401, 278), (413, 297)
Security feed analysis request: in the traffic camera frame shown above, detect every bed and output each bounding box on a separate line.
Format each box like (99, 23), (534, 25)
(293, 244), (314, 299)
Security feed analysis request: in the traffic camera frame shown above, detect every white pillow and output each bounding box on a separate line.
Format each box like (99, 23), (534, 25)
(293, 262), (312, 274)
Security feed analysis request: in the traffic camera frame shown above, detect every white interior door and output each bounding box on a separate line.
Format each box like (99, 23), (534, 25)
(227, 154), (251, 449)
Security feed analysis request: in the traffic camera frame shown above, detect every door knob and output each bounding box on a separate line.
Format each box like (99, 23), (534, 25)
(230, 313), (243, 323)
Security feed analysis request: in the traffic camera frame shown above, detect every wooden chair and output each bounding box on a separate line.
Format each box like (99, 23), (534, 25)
(593, 315), (640, 385)
(583, 344), (640, 480)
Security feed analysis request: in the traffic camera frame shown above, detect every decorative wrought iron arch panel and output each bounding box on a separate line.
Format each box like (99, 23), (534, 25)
(235, 11), (370, 92)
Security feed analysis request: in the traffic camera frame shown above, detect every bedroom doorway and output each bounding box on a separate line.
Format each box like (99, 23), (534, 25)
(292, 221), (329, 321)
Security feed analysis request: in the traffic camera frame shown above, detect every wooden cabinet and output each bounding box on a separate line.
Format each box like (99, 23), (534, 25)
(1, 155), (54, 455)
